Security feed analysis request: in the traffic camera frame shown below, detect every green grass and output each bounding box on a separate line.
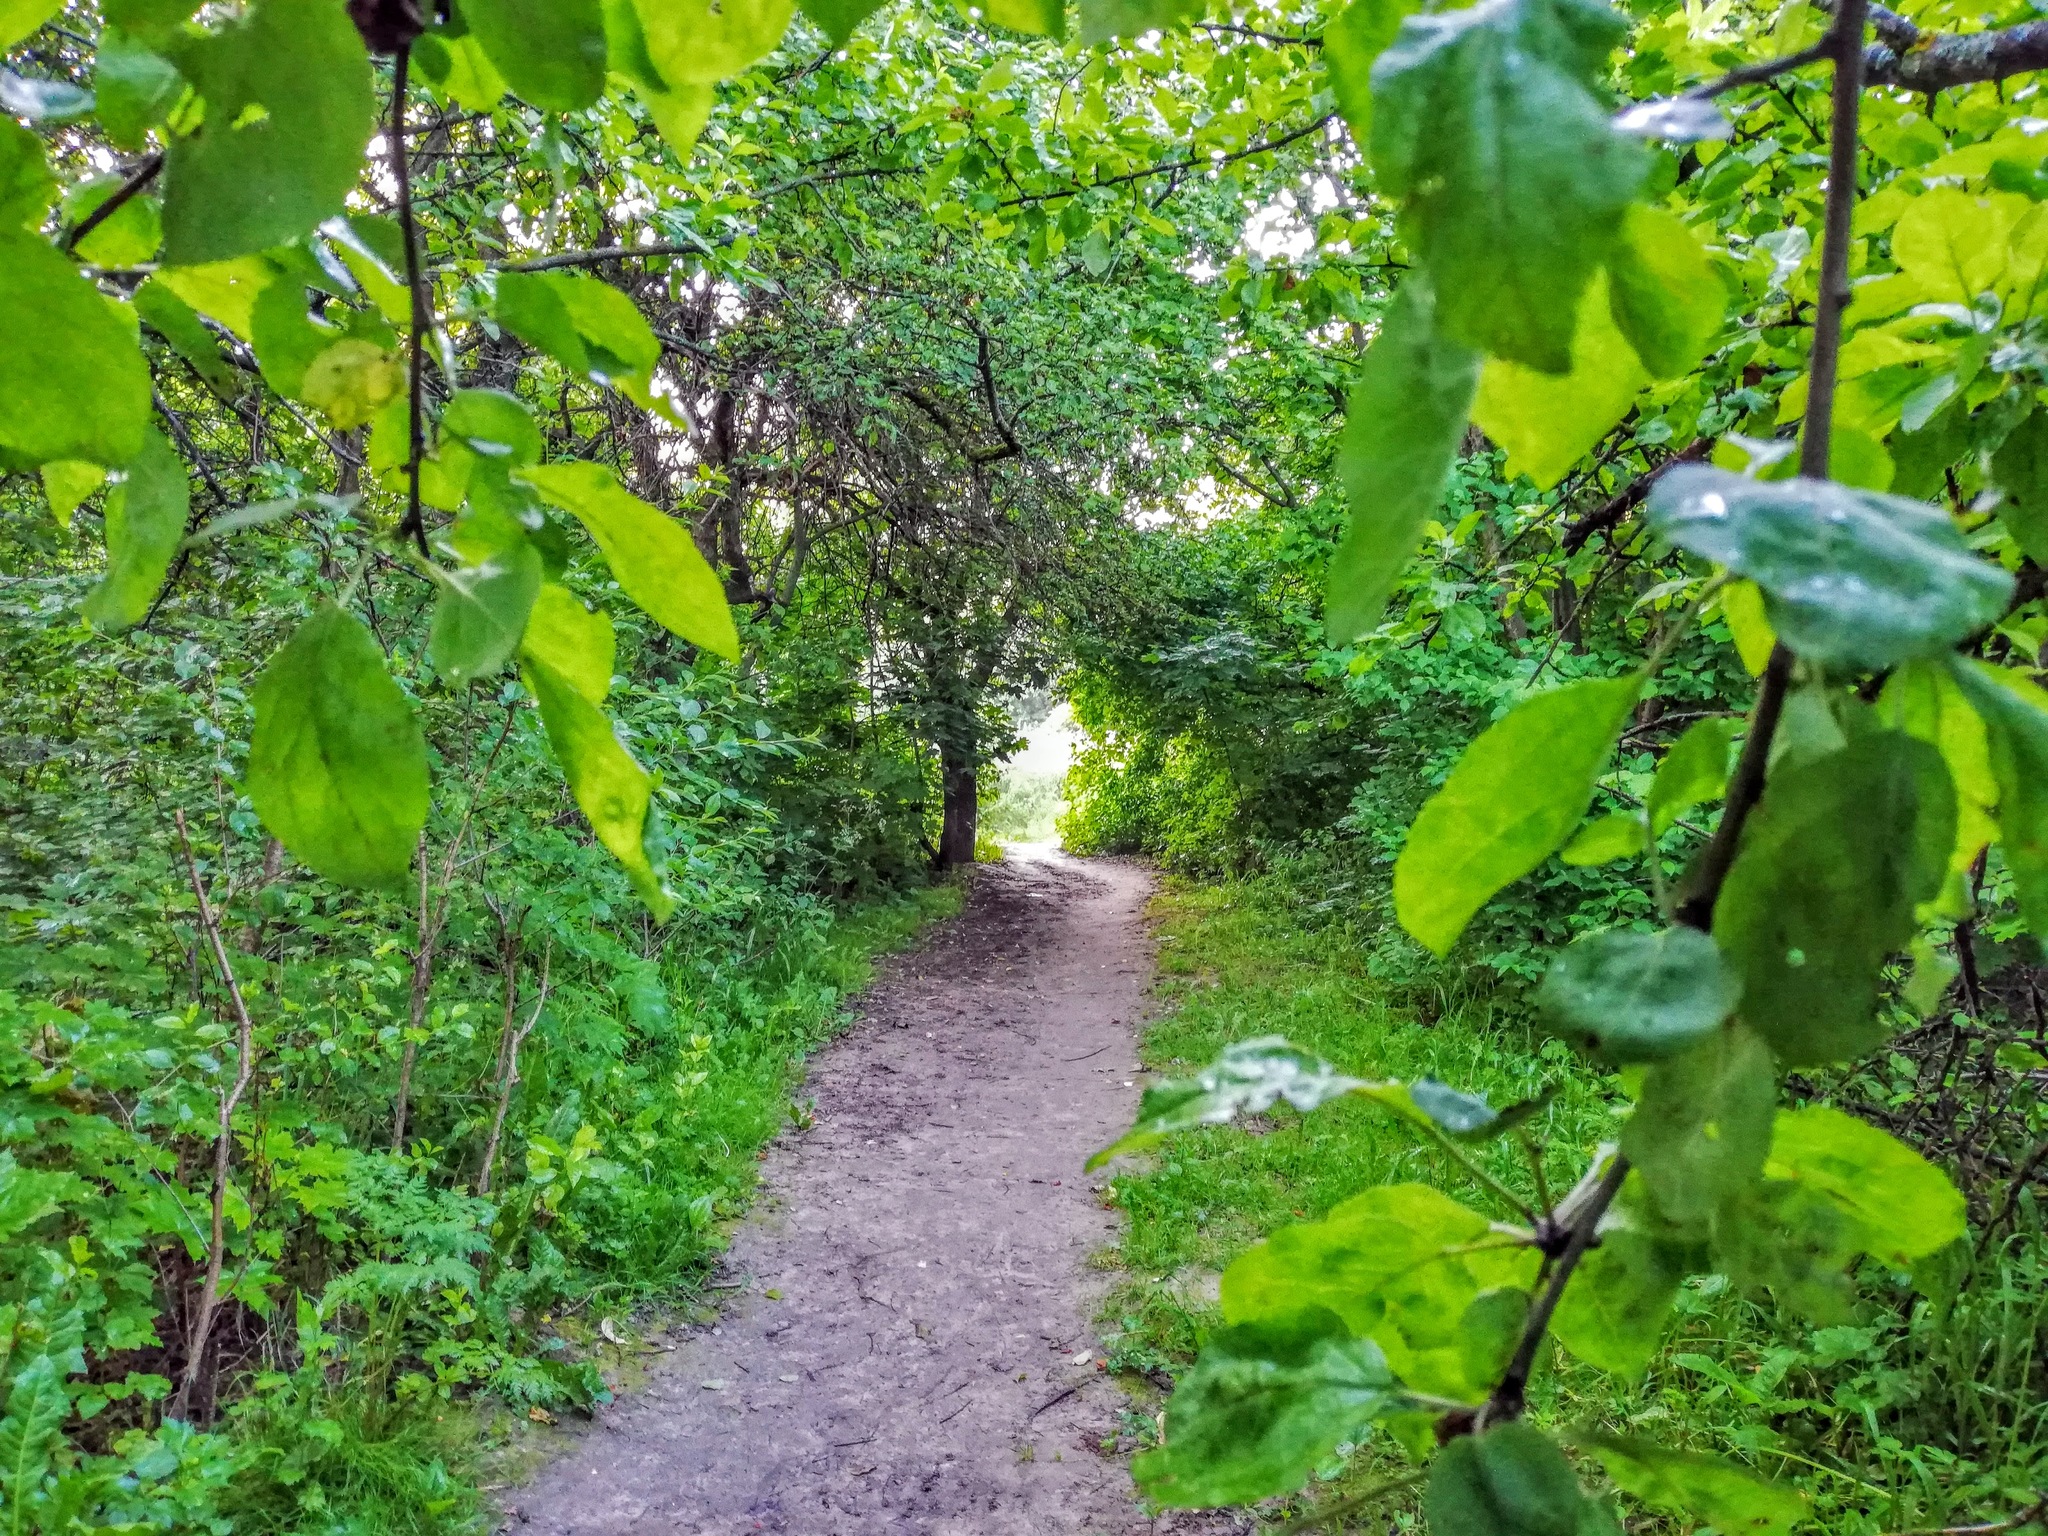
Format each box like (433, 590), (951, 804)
(1095, 870), (2048, 1534)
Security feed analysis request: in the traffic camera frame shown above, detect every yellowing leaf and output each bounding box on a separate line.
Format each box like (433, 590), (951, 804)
(520, 461), (739, 660)
(1473, 272), (1647, 490)
(520, 582), (615, 703)
(40, 459), (106, 529)
(299, 339), (404, 430)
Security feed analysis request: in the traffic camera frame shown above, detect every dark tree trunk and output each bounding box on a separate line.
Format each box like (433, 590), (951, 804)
(937, 746), (978, 868)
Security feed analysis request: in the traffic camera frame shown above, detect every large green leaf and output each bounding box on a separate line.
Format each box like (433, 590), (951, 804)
(1078, 0), (1198, 44)
(1325, 282), (1480, 644)
(1574, 1431), (1806, 1536)
(134, 276), (242, 400)
(1765, 1106), (1965, 1266)
(84, 426), (189, 632)
(1622, 1023), (1775, 1227)
(1089, 1037), (1368, 1169)
(1951, 660), (2048, 937)
(1604, 205), (1727, 379)
(1133, 1309), (1406, 1508)
(519, 582), (615, 703)
(1472, 271), (1647, 490)
(1646, 717), (1734, 837)
(1990, 409), (2048, 565)
(1713, 731), (1954, 1065)
(0, 0), (61, 47)
(1879, 660), (1997, 883)
(1223, 1183), (1537, 1399)
(96, 26), (185, 149)
(979, 0), (1064, 35)
(1428, 1422), (1591, 1536)
(519, 461), (739, 660)
(1713, 1176), (1860, 1322)
(522, 656), (673, 918)
(159, 0), (376, 265)
(1552, 1225), (1685, 1377)
(1370, 0), (1645, 372)
(464, 0), (606, 110)
(0, 235), (150, 468)
(1539, 926), (1739, 1064)
(427, 527), (543, 687)
(493, 270), (668, 410)
(63, 174), (162, 267)
(247, 602), (429, 889)
(1322, 0), (1423, 145)
(1646, 467), (2014, 670)
(796, 0), (884, 44)
(1394, 675), (1642, 956)
(0, 119), (54, 230)
(630, 0), (795, 83)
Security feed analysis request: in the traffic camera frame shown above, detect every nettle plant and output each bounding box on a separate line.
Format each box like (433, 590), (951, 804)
(1095, 0), (2048, 1526)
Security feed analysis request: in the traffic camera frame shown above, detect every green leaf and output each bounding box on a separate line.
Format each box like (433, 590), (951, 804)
(1540, 926), (1740, 1064)
(519, 461), (739, 660)
(1134, 1310), (1406, 1508)
(1647, 717), (1734, 837)
(519, 582), (615, 703)
(1325, 282), (1481, 645)
(979, 0), (1064, 35)
(0, 1152), (90, 1242)
(155, 254), (277, 341)
(521, 656), (673, 918)
(1322, 0), (1422, 145)
(0, 1356), (71, 1501)
(796, 0), (884, 44)
(1718, 578), (1776, 676)
(1427, 1422), (1590, 1536)
(160, 0), (376, 265)
(1878, 660), (1997, 884)
(1622, 1024), (1776, 1227)
(96, 27), (185, 150)
(1714, 731), (1955, 1065)
(1559, 813), (1647, 866)
(300, 340), (404, 430)
(84, 426), (189, 632)
(630, 0), (796, 82)
(1604, 205), (1726, 379)
(1370, 0), (1644, 371)
(1088, 1036), (1368, 1169)
(63, 174), (162, 267)
(493, 269), (667, 409)
(1473, 272), (1646, 490)
(1646, 467), (2015, 670)
(40, 460), (106, 529)
(1221, 1183), (1537, 1399)
(1991, 409), (2048, 565)
(463, 0), (606, 110)
(134, 276), (243, 400)
(1765, 1105), (1965, 1266)
(247, 601), (430, 889)
(0, 0), (61, 47)
(441, 387), (543, 468)
(0, 235), (150, 468)
(428, 529), (543, 687)
(0, 119), (54, 230)
(1077, 0), (1197, 45)
(1713, 1176), (1859, 1322)
(1394, 675), (1642, 956)
(413, 31), (507, 110)
(1950, 660), (2048, 938)
(1574, 1431), (1806, 1536)
(1552, 1225), (1685, 1377)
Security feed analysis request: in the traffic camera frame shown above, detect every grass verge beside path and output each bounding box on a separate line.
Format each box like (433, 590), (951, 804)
(1094, 869), (2048, 1534)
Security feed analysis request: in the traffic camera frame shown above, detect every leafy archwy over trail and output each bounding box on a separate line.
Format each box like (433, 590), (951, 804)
(510, 853), (1211, 1535)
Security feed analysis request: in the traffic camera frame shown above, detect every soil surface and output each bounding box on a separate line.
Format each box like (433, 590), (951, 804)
(504, 850), (1239, 1536)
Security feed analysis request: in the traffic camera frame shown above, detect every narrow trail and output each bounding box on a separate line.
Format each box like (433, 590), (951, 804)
(507, 850), (1233, 1536)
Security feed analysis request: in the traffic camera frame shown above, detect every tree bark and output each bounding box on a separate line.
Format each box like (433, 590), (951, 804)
(937, 746), (979, 868)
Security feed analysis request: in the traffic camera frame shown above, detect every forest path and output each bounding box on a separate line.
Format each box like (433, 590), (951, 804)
(505, 850), (1225, 1536)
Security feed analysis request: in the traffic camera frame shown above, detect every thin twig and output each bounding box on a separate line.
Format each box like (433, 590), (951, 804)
(479, 930), (550, 1197)
(390, 42), (430, 556)
(170, 811), (259, 1424)
(65, 151), (164, 253)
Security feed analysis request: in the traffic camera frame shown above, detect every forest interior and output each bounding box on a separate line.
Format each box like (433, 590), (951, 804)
(6, 0), (2048, 1525)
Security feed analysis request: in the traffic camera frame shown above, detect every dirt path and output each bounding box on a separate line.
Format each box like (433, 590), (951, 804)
(506, 850), (1217, 1536)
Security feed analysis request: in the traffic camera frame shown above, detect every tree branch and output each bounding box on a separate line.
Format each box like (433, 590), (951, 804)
(1561, 439), (1712, 553)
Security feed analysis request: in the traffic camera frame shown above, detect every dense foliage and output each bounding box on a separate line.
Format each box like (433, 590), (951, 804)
(8, 0), (2048, 1524)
